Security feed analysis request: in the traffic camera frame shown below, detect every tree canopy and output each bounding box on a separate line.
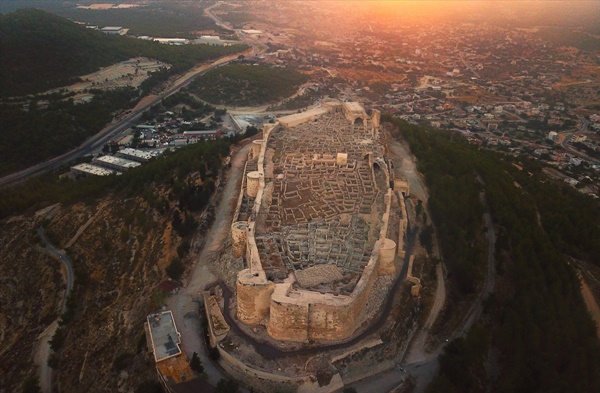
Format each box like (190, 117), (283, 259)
(385, 117), (600, 393)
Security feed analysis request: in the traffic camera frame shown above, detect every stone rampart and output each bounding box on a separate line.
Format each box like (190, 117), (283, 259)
(265, 190), (394, 342)
(397, 196), (408, 258)
(234, 107), (399, 343)
(406, 255), (421, 296)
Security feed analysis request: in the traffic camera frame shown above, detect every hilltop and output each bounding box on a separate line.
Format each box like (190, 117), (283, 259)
(0, 9), (244, 97)
(189, 64), (309, 106)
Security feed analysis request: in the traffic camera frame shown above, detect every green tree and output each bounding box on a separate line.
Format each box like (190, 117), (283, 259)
(216, 379), (239, 393)
(190, 352), (203, 373)
(166, 258), (185, 281)
(415, 199), (423, 217)
(22, 377), (41, 393)
(419, 225), (434, 254)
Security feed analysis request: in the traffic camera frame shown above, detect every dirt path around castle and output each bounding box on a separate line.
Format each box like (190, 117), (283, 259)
(167, 142), (251, 386)
(387, 138), (447, 366)
(579, 274), (600, 338)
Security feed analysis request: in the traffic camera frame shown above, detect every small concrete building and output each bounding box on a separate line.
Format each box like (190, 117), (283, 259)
(70, 163), (115, 177)
(100, 26), (126, 35)
(116, 148), (158, 162)
(94, 155), (141, 172)
(182, 130), (220, 140)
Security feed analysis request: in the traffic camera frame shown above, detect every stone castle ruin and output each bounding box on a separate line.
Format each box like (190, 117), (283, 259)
(230, 100), (408, 343)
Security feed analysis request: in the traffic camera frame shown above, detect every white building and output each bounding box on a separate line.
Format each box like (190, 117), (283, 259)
(117, 148), (157, 162)
(153, 38), (189, 45)
(547, 131), (559, 143)
(70, 163), (115, 177)
(570, 157), (583, 166)
(100, 26), (127, 35)
(94, 155), (141, 171)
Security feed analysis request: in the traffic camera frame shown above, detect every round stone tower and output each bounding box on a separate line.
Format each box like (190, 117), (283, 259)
(236, 269), (275, 326)
(251, 140), (264, 159)
(246, 171), (262, 198)
(231, 221), (249, 258)
(378, 238), (397, 275)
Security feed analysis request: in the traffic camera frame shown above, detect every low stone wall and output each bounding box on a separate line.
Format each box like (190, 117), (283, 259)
(203, 294), (229, 347)
(217, 346), (344, 393)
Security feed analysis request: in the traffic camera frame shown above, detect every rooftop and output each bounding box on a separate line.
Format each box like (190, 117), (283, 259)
(118, 148), (159, 161)
(94, 155), (141, 169)
(70, 163), (114, 176)
(147, 311), (182, 362)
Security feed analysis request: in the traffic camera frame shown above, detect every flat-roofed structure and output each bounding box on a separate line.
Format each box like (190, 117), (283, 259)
(100, 26), (126, 35)
(70, 163), (115, 177)
(116, 148), (158, 162)
(153, 38), (189, 45)
(182, 130), (220, 140)
(146, 311), (182, 362)
(94, 155), (141, 171)
(145, 311), (195, 389)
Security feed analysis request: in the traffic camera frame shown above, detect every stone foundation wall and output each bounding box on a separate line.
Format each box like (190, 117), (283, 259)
(267, 285), (309, 342)
(217, 346), (344, 393)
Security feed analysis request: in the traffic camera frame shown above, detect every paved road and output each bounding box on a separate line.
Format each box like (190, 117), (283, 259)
(35, 227), (75, 393)
(38, 228), (74, 307)
(561, 116), (599, 165)
(0, 51), (248, 189)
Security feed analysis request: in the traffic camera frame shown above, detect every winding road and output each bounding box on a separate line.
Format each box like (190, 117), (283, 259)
(35, 228), (75, 393)
(561, 116), (599, 165)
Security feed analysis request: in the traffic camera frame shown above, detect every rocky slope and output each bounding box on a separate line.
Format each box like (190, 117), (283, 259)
(0, 194), (190, 392)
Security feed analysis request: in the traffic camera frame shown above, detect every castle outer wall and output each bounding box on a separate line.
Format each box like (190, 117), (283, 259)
(232, 102), (405, 342)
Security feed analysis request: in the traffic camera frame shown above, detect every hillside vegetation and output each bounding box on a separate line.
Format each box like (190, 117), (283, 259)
(536, 27), (600, 52)
(0, 138), (234, 392)
(0, 9), (246, 96)
(189, 64), (309, 106)
(54, 2), (224, 38)
(0, 88), (138, 176)
(386, 118), (600, 393)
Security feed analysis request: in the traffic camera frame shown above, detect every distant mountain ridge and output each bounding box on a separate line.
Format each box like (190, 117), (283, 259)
(0, 8), (244, 97)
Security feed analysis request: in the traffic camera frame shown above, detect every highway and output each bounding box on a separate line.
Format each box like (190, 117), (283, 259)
(0, 51), (249, 189)
(561, 116), (599, 165)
